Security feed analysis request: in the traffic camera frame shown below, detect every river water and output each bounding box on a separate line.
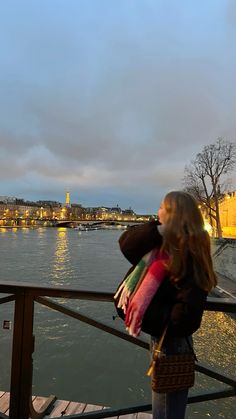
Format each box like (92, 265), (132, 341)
(0, 227), (235, 418)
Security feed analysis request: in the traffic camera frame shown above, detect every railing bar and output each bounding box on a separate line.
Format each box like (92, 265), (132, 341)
(48, 403), (152, 419)
(36, 297), (149, 349)
(0, 295), (15, 305)
(48, 387), (236, 419)
(9, 293), (26, 418)
(0, 282), (114, 301)
(195, 363), (236, 387)
(188, 387), (236, 403)
(0, 281), (234, 418)
(204, 297), (236, 313)
(0, 281), (235, 312)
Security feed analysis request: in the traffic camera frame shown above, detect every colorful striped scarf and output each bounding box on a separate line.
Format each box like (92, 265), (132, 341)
(114, 249), (169, 337)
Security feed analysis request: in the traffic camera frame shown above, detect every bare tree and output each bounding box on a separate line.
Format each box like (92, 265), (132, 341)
(184, 138), (236, 238)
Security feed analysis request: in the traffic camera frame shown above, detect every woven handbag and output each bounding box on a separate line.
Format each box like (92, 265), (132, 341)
(147, 327), (195, 393)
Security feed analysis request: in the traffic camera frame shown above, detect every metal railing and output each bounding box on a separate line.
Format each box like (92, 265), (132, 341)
(0, 281), (235, 419)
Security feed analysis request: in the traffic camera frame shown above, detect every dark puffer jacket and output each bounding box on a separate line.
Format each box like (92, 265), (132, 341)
(116, 220), (208, 337)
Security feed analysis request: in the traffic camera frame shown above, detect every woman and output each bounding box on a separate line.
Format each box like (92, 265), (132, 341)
(116, 191), (217, 419)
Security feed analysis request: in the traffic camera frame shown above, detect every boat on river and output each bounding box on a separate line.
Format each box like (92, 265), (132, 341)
(74, 224), (100, 231)
(74, 222), (127, 231)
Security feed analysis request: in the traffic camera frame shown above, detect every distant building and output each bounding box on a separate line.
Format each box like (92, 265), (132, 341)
(70, 204), (84, 219)
(65, 191), (70, 207)
(122, 208), (135, 215)
(36, 200), (62, 207)
(0, 195), (155, 224)
(219, 191), (236, 238)
(0, 196), (18, 204)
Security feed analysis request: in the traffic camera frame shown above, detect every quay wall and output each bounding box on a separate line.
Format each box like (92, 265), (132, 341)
(212, 238), (236, 282)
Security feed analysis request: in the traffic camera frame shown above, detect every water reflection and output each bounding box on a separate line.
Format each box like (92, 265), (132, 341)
(186, 311), (236, 417)
(52, 228), (71, 285)
(192, 310), (236, 395)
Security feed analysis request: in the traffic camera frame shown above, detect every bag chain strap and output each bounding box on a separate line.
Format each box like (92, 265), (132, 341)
(147, 326), (168, 376)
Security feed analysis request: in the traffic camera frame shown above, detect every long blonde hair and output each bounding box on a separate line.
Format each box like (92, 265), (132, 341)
(161, 191), (217, 292)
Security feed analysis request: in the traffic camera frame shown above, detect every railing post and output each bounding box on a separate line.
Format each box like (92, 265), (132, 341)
(9, 289), (34, 419)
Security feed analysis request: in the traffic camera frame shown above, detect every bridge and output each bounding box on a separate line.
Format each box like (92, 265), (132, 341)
(55, 220), (142, 227)
(0, 280), (234, 419)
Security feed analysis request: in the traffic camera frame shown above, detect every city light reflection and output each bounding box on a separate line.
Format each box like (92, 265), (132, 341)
(52, 228), (71, 286)
(194, 310), (236, 389)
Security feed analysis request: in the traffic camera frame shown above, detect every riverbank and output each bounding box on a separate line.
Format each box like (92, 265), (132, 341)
(212, 238), (236, 298)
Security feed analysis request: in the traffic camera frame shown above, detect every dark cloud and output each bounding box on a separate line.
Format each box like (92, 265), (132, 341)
(0, 1), (235, 212)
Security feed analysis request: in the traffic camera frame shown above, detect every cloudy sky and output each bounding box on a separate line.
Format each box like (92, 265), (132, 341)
(0, 0), (236, 213)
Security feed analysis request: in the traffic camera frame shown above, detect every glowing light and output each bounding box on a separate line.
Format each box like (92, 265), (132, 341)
(204, 221), (212, 233)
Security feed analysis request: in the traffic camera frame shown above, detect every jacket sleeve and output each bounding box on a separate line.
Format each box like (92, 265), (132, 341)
(119, 221), (163, 265)
(168, 282), (208, 337)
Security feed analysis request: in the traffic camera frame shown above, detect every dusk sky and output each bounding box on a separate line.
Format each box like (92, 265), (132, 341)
(0, 0), (236, 213)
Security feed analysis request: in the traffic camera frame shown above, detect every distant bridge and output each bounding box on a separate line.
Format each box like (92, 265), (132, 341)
(54, 220), (143, 227)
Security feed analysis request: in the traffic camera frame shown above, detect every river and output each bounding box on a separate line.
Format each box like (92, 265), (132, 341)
(0, 227), (235, 418)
